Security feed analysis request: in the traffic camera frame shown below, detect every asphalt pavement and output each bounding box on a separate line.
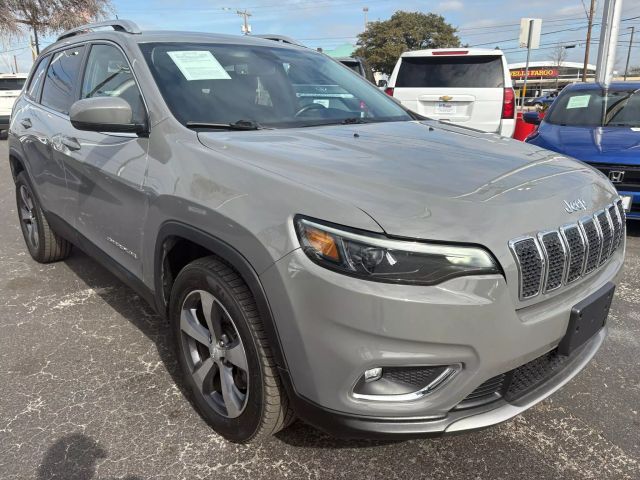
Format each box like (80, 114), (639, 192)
(0, 140), (638, 480)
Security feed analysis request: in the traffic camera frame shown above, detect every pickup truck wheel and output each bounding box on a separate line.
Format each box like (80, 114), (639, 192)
(170, 256), (294, 442)
(15, 172), (72, 263)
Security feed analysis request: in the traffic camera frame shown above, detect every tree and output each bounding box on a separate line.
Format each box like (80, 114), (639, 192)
(549, 43), (568, 89)
(354, 11), (460, 75)
(0, 0), (113, 54)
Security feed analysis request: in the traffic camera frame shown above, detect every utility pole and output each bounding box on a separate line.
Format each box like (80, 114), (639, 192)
(363, 7), (369, 31)
(237, 9), (252, 35)
(624, 26), (635, 80)
(582, 0), (596, 82)
(30, 35), (37, 60)
(14, 55), (18, 73)
(595, 0), (623, 85)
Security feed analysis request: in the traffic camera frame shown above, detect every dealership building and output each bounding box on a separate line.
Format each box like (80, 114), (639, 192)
(508, 61), (596, 99)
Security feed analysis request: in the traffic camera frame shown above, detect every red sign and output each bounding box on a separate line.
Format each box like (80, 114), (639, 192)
(510, 68), (558, 79)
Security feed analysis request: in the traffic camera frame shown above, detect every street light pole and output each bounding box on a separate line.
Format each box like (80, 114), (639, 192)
(582, 0), (596, 82)
(522, 19), (534, 103)
(624, 26), (635, 80)
(363, 7), (369, 31)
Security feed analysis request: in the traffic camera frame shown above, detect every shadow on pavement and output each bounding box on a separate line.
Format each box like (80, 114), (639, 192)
(37, 433), (142, 480)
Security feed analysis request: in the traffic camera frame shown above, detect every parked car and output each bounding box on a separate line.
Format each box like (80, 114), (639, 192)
(385, 48), (516, 137)
(0, 73), (27, 138)
(525, 91), (558, 107)
(525, 82), (640, 220)
(336, 56), (375, 83)
(10, 20), (625, 443)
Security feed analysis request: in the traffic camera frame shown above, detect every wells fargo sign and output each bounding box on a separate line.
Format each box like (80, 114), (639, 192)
(510, 68), (559, 79)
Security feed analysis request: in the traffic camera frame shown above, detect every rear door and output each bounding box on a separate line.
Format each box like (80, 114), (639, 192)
(62, 42), (150, 278)
(392, 54), (505, 132)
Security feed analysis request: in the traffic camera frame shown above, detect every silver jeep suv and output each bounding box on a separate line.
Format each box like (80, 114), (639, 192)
(8, 20), (626, 442)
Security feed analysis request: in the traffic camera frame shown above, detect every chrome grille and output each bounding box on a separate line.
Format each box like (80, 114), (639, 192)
(596, 210), (613, 265)
(581, 218), (601, 274)
(538, 231), (566, 292)
(510, 201), (624, 301)
(560, 225), (586, 283)
(510, 238), (544, 299)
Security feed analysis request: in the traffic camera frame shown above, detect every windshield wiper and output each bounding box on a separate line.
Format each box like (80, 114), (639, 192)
(340, 117), (371, 125)
(185, 120), (264, 131)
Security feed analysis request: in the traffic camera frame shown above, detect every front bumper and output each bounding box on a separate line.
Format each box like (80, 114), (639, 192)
(281, 327), (606, 438)
(260, 246), (622, 436)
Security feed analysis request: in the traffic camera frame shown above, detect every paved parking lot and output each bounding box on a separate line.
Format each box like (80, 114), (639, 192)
(0, 140), (638, 480)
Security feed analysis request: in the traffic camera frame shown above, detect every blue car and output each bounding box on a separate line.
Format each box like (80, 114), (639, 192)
(525, 91), (558, 107)
(525, 82), (640, 220)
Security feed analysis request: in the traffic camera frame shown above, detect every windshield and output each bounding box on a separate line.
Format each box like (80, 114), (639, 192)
(546, 88), (640, 127)
(396, 55), (504, 88)
(140, 42), (412, 129)
(0, 78), (26, 91)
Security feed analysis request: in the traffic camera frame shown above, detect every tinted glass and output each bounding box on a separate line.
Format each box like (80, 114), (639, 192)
(546, 89), (640, 127)
(140, 42), (411, 129)
(396, 55), (504, 88)
(41, 46), (85, 114)
(26, 56), (49, 99)
(0, 78), (26, 91)
(82, 44), (145, 123)
(341, 60), (362, 75)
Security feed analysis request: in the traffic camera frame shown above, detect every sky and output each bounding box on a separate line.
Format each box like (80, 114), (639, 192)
(1, 0), (639, 74)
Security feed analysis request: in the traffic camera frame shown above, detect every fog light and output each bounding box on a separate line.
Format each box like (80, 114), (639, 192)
(364, 367), (383, 382)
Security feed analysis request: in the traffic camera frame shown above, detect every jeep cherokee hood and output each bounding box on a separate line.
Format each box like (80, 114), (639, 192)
(197, 121), (618, 248)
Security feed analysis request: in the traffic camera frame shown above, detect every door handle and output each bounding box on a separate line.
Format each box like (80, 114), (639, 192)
(61, 135), (81, 151)
(20, 118), (32, 129)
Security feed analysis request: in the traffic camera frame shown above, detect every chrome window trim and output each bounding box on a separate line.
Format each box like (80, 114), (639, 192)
(537, 230), (567, 293)
(509, 236), (545, 300)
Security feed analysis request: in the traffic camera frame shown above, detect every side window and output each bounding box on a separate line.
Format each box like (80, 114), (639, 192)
(81, 44), (145, 124)
(41, 46), (85, 114)
(26, 55), (50, 100)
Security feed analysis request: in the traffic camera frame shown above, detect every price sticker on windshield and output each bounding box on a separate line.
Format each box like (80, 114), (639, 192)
(168, 50), (231, 81)
(566, 95), (591, 109)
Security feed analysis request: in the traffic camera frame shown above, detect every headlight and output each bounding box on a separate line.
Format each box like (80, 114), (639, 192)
(295, 217), (501, 285)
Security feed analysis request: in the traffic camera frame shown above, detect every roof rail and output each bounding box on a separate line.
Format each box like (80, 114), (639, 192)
(253, 34), (303, 47)
(57, 19), (141, 41)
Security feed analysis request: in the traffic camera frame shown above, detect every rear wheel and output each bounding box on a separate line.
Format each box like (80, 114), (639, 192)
(170, 256), (294, 442)
(15, 172), (72, 263)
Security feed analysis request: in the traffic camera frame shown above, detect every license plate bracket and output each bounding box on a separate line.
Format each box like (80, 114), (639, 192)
(558, 283), (614, 356)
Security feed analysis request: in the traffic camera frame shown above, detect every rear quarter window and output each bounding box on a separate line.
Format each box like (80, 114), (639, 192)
(26, 56), (50, 100)
(396, 55), (504, 88)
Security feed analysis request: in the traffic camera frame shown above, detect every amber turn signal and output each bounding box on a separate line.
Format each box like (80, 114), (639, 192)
(304, 226), (340, 262)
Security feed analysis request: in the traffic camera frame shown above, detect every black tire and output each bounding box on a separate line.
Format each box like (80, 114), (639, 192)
(170, 256), (294, 442)
(15, 172), (72, 263)
(0, 130), (7, 140)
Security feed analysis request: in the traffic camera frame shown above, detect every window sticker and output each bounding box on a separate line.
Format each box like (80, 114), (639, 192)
(566, 94), (590, 109)
(167, 50), (231, 81)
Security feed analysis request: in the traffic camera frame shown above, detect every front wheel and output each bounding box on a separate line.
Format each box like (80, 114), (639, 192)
(170, 256), (294, 442)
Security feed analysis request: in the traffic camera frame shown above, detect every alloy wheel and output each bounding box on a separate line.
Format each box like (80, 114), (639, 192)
(19, 185), (39, 251)
(180, 290), (249, 418)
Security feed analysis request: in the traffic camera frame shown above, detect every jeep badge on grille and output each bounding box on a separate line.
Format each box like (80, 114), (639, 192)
(564, 199), (587, 213)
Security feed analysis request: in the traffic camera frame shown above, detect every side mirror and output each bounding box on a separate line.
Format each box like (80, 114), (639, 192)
(522, 111), (541, 125)
(70, 97), (147, 134)
(377, 79), (388, 88)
